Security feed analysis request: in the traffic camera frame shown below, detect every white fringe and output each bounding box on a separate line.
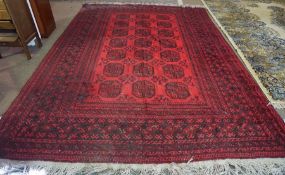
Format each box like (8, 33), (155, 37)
(85, 1), (179, 6)
(83, 1), (205, 8)
(200, 0), (285, 109)
(0, 158), (285, 175)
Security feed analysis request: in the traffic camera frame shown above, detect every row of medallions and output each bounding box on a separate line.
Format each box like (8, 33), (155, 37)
(116, 13), (172, 20)
(98, 80), (190, 99)
(112, 28), (175, 38)
(108, 37), (178, 49)
(103, 62), (185, 79)
(107, 49), (181, 62)
(114, 20), (174, 29)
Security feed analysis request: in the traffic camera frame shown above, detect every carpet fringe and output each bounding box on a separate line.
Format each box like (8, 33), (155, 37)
(84, 2), (205, 8)
(86, 2), (178, 6)
(200, 0), (285, 109)
(0, 158), (285, 175)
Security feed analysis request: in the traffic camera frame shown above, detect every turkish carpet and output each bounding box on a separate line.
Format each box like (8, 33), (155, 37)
(0, 4), (285, 163)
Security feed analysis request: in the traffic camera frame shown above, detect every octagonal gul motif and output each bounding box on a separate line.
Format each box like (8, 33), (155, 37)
(163, 64), (184, 79)
(160, 50), (181, 62)
(133, 63), (154, 77)
(159, 39), (177, 48)
(135, 38), (152, 48)
(157, 21), (172, 28)
(132, 80), (155, 98)
(109, 38), (127, 48)
(112, 29), (129, 37)
(136, 14), (150, 19)
(136, 20), (151, 28)
(158, 29), (174, 37)
(116, 14), (130, 20)
(103, 63), (124, 77)
(165, 82), (190, 99)
(156, 14), (171, 20)
(106, 49), (126, 60)
(99, 80), (122, 98)
(135, 29), (151, 37)
(115, 20), (129, 27)
(134, 49), (153, 61)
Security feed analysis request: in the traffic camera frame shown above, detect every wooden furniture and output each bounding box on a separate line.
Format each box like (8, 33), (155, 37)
(0, 0), (42, 59)
(29, 0), (55, 38)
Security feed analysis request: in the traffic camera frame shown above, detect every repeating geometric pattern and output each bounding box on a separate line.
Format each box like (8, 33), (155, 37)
(90, 12), (200, 103)
(0, 5), (284, 163)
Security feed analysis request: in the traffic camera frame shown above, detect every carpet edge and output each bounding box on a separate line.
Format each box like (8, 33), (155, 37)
(0, 158), (285, 175)
(84, 2), (205, 8)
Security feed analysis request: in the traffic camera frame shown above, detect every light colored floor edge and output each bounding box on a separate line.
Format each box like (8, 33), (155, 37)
(200, 0), (285, 109)
(0, 158), (285, 175)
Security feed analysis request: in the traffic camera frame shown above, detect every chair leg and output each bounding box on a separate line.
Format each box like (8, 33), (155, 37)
(19, 39), (32, 60)
(35, 35), (42, 48)
(0, 52), (2, 59)
(22, 44), (32, 60)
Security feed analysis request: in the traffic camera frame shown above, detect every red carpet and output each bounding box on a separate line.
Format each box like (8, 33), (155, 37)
(0, 4), (285, 163)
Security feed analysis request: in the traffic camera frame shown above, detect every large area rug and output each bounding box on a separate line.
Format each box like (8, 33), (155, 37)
(203, 0), (285, 107)
(0, 4), (285, 174)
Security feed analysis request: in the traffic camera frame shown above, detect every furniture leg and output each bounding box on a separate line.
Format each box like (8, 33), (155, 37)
(35, 35), (42, 48)
(22, 43), (32, 60)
